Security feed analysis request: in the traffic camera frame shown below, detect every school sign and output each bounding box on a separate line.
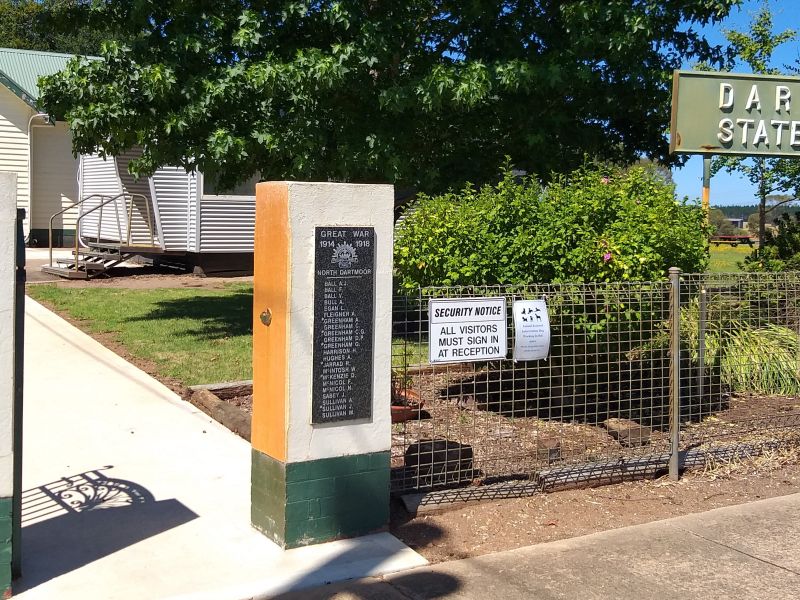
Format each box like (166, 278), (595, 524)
(670, 70), (800, 157)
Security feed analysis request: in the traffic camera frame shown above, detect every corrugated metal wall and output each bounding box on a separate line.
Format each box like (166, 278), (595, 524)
(116, 151), (160, 247)
(79, 151), (259, 254)
(78, 154), (126, 244)
(198, 196), (256, 253)
(187, 173), (198, 252)
(151, 166), (193, 251)
(79, 151), (163, 248)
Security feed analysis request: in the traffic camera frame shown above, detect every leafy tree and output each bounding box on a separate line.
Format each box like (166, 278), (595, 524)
(394, 162), (708, 289)
(715, 204), (757, 218)
(744, 212), (800, 272)
(0, 1), (119, 55)
(746, 197), (800, 234)
(39, 0), (740, 191)
(711, 2), (800, 248)
(0, 1), (38, 50)
(747, 212), (760, 234)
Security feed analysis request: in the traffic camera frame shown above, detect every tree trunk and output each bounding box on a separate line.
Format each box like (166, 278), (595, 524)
(758, 161), (767, 249)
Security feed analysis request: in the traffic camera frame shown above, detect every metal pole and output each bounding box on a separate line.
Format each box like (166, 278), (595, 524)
(697, 286), (707, 411)
(702, 156), (711, 224)
(74, 217), (80, 273)
(144, 194), (154, 247)
(12, 209), (25, 578)
(669, 267), (682, 480)
(127, 195), (134, 247)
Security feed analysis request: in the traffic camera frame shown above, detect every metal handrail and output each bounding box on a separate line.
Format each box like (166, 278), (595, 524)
(71, 193), (130, 272)
(114, 196), (123, 243)
(49, 191), (161, 273)
(75, 193), (159, 271)
(145, 194), (154, 247)
(48, 194), (109, 268)
(126, 194), (134, 246)
(121, 193), (157, 248)
(97, 199), (104, 245)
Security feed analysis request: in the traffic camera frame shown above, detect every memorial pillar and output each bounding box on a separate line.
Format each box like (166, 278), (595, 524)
(250, 182), (394, 548)
(0, 173), (18, 592)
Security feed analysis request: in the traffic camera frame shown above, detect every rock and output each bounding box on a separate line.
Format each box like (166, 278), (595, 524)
(603, 418), (652, 447)
(404, 439), (474, 488)
(535, 437), (561, 464)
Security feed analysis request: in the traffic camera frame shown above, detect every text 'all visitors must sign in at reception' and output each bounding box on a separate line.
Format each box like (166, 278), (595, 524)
(429, 297), (507, 364)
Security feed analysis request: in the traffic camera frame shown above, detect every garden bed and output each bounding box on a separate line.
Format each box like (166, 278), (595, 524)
(391, 366), (800, 494)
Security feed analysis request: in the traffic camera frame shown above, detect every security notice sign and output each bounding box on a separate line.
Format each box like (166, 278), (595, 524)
(429, 297), (507, 364)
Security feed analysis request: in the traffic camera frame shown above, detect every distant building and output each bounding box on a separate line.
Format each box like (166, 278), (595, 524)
(727, 217), (745, 229)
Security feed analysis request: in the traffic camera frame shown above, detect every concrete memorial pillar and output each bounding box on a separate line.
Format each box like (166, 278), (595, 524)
(251, 182), (394, 548)
(0, 173), (18, 592)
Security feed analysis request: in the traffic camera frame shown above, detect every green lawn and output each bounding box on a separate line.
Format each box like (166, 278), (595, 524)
(708, 244), (753, 273)
(28, 282), (430, 386)
(391, 337), (429, 369)
(28, 284), (254, 386)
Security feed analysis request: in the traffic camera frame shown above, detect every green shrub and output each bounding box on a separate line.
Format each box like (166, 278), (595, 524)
(744, 213), (800, 272)
(394, 162), (709, 290)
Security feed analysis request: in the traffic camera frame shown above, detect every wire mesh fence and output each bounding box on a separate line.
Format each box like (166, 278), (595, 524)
(390, 272), (800, 500)
(679, 272), (800, 453)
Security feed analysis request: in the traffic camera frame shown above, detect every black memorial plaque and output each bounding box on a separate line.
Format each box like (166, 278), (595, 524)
(312, 226), (375, 424)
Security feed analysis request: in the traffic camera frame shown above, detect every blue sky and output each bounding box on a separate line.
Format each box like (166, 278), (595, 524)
(671, 0), (800, 206)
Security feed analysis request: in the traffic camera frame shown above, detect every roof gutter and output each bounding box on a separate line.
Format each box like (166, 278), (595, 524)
(0, 69), (37, 110)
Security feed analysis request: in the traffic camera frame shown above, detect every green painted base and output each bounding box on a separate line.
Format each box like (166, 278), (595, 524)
(0, 497), (11, 593)
(251, 449), (389, 549)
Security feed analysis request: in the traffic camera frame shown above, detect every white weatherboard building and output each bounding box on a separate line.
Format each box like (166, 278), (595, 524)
(0, 47), (257, 277)
(75, 150), (257, 277)
(0, 48), (79, 247)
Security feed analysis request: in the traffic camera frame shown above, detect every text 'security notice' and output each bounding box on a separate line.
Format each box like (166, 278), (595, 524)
(311, 226), (375, 424)
(428, 297), (507, 364)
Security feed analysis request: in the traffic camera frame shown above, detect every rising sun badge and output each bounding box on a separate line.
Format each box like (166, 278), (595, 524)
(332, 243), (358, 269)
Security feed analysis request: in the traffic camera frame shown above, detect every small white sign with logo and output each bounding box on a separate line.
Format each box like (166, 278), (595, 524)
(513, 299), (550, 361)
(429, 297), (507, 364)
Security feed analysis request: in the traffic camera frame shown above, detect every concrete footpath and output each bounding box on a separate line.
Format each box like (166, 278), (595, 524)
(15, 299), (426, 599)
(288, 492), (800, 600)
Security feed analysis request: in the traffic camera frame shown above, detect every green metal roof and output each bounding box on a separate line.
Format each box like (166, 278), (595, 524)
(0, 47), (77, 108)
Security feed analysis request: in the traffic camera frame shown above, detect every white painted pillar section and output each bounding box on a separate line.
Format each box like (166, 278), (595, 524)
(285, 182), (394, 463)
(0, 173), (17, 499)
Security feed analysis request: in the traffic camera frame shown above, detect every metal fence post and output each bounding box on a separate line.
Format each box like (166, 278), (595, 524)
(668, 267), (682, 480)
(11, 209), (25, 579)
(697, 285), (707, 409)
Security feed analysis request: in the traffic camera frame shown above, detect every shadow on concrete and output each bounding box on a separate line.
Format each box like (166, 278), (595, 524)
(15, 467), (197, 592)
(273, 570), (462, 599)
(270, 494), (454, 598)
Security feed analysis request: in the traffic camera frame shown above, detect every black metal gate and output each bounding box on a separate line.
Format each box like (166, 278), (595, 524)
(12, 209), (25, 578)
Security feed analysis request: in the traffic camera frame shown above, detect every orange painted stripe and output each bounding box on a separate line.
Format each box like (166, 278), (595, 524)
(251, 182), (289, 461)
